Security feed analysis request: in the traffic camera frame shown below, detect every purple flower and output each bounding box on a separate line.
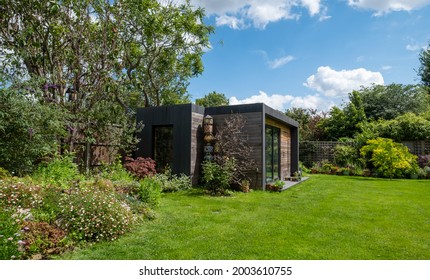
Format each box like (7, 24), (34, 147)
(417, 155), (430, 168)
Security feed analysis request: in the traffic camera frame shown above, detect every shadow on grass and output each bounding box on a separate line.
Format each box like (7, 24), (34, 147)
(332, 175), (429, 184)
(343, 176), (396, 182)
(179, 188), (207, 197)
(308, 174), (404, 183)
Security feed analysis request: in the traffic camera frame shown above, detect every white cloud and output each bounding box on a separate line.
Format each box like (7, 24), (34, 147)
(191, 0), (326, 29)
(256, 51), (294, 69)
(268, 55), (294, 69)
(381, 65), (392, 71)
(304, 66), (384, 97)
(348, 0), (430, 15)
(406, 43), (426, 51)
(229, 90), (334, 111)
(215, 14), (247, 30)
(317, 6), (332, 21)
(301, 0), (321, 16)
(230, 91), (293, 110)
(190, 0), (247, 15)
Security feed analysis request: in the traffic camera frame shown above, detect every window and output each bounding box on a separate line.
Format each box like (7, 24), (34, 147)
(153, 126), (173, 173)
(266, 125), (280, 182)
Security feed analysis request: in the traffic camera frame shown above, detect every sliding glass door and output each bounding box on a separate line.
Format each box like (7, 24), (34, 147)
(265, 125), (280, 182)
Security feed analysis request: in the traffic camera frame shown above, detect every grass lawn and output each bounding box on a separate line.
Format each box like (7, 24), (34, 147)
(60, 175), (430, 260)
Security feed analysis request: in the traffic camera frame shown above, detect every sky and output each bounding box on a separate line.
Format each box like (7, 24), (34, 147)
(185, 0), (430, 111)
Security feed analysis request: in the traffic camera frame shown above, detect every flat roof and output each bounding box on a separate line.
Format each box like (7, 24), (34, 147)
(205, 103), (299, 128)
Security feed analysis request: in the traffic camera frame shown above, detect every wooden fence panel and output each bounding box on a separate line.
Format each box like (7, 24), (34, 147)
(300, 140), (430, 167)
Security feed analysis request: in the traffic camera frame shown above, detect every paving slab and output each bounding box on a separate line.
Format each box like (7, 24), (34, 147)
(281, 176), (309, 191)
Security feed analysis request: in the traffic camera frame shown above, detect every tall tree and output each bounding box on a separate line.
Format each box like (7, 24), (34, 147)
(116, 0), (213, 107)
(418, 43), (430, 90)
(285, 107), (326, 141)
(195, 91), (229, 107)
(1, 0), (123, 152)
(358, 84), (429, 120)
(318, 91), (366, 140)
(0, 0), (213, 155)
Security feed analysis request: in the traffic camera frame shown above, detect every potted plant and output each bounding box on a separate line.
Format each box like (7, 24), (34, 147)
(241, 180), (250, 193)
(273, 179), (285, 191)
(266, 180), (284, 192)
(291, 172), (301, 182)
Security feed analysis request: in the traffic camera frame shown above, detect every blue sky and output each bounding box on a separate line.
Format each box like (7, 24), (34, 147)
(186, 0), (430, 111)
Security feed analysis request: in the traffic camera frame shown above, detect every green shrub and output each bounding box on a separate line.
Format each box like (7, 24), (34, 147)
(58, 187), (134, 242)
(169, 174), (192, 192)
(120, 195), (157, 220)
(0, 167), (11, 179)
(97, 159), (135, 183)
(201, 159), (235, 195)
(360, 138), (418, 179)
(32, 154), (82, 188)
(0, 208), (22, 260)
(154, 168), (191, 193)
(138, 177), (162, 208)
(299, 161), (310, 174)
(0, 89), (67, 176)
(333, 144), (360, 167)
(31, 186), (63, 224)
(321, 161), (337, 174)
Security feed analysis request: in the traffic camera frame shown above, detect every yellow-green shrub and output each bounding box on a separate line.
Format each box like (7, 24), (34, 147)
(360, 138), (418, 178)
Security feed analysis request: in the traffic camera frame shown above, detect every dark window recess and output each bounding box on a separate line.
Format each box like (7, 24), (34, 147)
(266, 125), (280, 182)
(153, 126), (173, 173)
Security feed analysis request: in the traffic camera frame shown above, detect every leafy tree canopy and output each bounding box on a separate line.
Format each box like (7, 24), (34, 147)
(0, 0), (213, 159)
(357, 112), (430, 142)
(318, 91), (366, 140)
(317, 84), (429, 141)
(356, 83), (429, 120)
(195, 91), (229, 107)
(418, 43), (430, 90)
(285, 107), (327, 141)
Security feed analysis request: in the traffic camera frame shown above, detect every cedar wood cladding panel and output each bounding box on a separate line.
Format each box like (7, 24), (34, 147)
(191, 112), (204, 185)
(266, 117), (291, 179)
(211, 112), (263, 189)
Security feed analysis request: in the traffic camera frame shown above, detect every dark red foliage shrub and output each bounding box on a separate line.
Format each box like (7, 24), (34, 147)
(124, 157), (156, 179)
(21, 221), (68, 259)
